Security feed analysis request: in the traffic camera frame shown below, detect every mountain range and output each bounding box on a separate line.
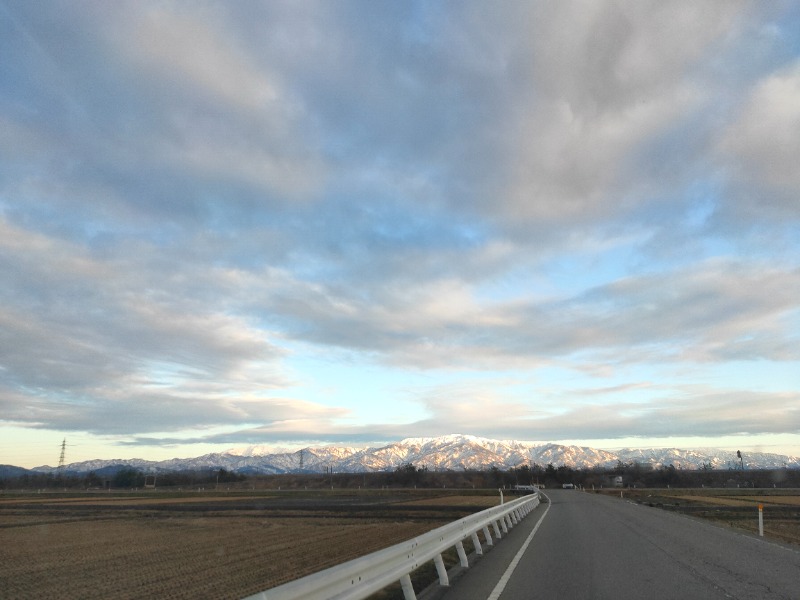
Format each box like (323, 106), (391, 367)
(15, 434), (800, 476)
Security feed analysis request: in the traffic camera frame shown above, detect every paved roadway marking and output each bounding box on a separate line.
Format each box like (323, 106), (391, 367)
(486, 497), (551, 600)
(438, 489), (800, 600)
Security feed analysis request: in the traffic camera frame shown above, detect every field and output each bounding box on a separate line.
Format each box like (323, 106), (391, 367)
(10, 485), (795, 599)
(602, 488), (800, 545)
(0, 489), (499, 599)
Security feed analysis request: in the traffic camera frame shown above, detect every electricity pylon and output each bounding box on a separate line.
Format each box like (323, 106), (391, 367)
(58, 438), (66, 471)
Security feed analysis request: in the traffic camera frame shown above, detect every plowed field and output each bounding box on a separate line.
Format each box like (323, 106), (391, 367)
(0, 490), (499, 599)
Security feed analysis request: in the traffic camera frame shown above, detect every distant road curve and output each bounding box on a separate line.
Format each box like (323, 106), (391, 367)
(437, 489), (800, 600)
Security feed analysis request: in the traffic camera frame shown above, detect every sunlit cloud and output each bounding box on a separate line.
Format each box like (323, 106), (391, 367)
(1, 1), (798, 466)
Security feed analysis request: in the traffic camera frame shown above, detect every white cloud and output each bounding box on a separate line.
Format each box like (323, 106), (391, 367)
(0, 1), (798, 456)
(119, 5), (278, 110)
(435, 2), (748, 232)
(717, 59), (800, 217)
(246, 253), (799, 370)
(0, 218), (301, 433)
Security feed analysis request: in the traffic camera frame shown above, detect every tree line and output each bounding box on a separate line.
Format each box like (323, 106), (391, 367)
(0, 467), (245, 490)
(2, 462), (797, 491)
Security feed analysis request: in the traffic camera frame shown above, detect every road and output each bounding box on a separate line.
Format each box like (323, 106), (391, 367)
(436, 489), (800, 600)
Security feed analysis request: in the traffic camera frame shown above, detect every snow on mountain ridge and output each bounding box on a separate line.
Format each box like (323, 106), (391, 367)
(29, 435), (800, 474)
(227, 444), (363, 458)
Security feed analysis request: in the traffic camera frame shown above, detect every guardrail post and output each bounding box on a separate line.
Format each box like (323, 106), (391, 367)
(434, 553), (449, 586)
(241, 496), (539, 600)
(471, 531), (483, 555)
(400, 573), (416, 600)
(455, 541), (468, 567)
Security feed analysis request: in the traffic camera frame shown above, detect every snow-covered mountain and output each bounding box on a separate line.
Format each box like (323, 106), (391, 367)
(29, 434), (800, 475)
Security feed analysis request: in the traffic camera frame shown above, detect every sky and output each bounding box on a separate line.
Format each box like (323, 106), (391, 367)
(1, 1), (799, 469)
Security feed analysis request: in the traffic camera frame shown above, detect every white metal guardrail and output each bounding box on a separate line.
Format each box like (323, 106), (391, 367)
(243, 492), (540, 600)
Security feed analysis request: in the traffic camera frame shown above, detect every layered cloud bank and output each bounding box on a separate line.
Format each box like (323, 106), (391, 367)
(1, 2), (799, 464)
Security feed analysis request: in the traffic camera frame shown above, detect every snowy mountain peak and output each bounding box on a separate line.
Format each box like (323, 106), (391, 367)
(30, 434), (800, 475)
(401, 433), (498, 445)
(226, 444), (286, 457)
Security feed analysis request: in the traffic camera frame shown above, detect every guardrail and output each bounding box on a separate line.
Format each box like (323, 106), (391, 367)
(243, 492), (540, 600)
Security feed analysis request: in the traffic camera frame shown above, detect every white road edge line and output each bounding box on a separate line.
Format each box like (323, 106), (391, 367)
(487, 493), (551, 600)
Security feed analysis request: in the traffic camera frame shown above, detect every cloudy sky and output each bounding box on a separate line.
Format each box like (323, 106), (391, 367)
(2, 1), (799, 468)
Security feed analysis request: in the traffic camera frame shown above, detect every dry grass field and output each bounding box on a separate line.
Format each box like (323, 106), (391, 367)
(604, 488), (800, 546)
(0, 490), (500, 599)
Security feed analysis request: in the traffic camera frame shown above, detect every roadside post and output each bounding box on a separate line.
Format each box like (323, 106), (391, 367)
(758, 504), (764, 537)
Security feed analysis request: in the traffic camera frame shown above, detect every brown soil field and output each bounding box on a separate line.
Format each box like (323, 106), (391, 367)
(0, 495), (269, 507)
(670, 494), (800, 508)
(1, 490), (501, 599)
(393, 495), (500, 508)
(672, 495), (759, 507)
(738, 495), (800, 506)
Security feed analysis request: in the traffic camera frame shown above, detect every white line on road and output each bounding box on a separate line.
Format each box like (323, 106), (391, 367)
(487, 494), (551, 600)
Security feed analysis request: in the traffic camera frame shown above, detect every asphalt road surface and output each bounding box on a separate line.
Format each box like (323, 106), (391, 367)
(436, 489), (800, 600)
